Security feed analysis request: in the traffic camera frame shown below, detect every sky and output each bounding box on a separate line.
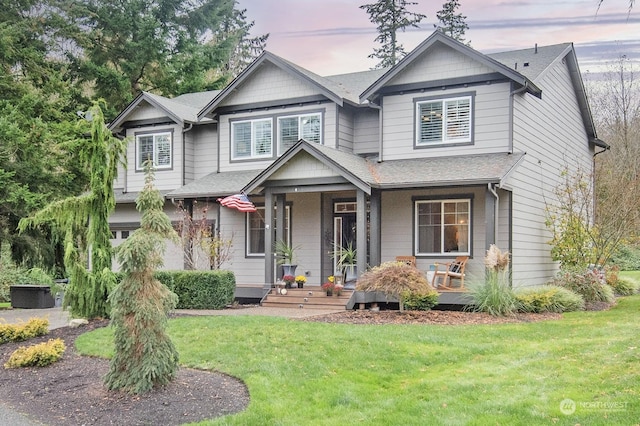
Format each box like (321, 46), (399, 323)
(236, 0), (640, 76)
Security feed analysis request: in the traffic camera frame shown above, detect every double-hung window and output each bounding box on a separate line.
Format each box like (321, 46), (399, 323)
(232, 118), (273, 160)
(277, 113), (321, 155)
(136, 132), (172, 170)
(416, 95), (472, 145)
(415, 199), (470, 255)
(247, 206), (291, 256)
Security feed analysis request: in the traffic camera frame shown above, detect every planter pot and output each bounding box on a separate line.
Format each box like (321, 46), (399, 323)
(343, 265), (358, 289)
(296, 283), (304, 288)
(326, 290), (333, 296)
(281, 264), (298, 277)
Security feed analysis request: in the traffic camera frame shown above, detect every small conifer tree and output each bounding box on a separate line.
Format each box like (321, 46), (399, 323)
(104, 162), (180, 393)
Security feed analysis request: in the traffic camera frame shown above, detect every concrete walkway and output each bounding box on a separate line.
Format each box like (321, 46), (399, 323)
(0, 304), (338, 330)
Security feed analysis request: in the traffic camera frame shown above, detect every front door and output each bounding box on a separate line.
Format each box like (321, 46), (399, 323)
(333, 201), (357, 276)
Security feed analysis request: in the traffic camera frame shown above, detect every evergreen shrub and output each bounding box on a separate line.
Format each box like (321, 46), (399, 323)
(4, 338), (65, 368)
(0, 318), (49, 344)
(515, 285), (585, 313)
(401, 289), (439, 311)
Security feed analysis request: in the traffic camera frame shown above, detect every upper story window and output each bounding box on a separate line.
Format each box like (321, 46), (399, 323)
(136, 132), (172, 170)
(232, 118), (273, 160)
(278, 113), (322, 154)
(416, 95), (472, 146)
(415, 198), (470, 255)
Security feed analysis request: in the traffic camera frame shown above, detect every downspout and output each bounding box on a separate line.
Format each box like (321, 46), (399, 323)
(182, 123), (194, 186)
(509, 83), (528, 153)
(368, 99), (383, 163)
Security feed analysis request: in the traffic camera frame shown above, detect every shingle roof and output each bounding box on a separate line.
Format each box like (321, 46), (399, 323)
(241, 140), (525, 196)
(488, 43), (572, 82)
(165, 170), (262, 199)
(115, 190), (174, 204)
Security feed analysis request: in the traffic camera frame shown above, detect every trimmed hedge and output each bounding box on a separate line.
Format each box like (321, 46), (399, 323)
(115, 270), (236, 310)
(169, 271), (235, 309)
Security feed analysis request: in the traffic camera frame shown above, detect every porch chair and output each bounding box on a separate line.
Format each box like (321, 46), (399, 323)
(395, 256), (416, 267)
(432, 256), (468, 289)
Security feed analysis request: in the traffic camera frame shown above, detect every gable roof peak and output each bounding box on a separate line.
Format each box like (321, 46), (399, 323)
(360, 30), (541, 103)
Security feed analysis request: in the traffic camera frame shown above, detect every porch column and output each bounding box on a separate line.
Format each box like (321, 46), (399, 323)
(369, 189), (381, 267)
(485, 184), (497, 249)
(356, 190), (367, 272)
(275, 193), (286, 279)
(264, 190), (275, 288)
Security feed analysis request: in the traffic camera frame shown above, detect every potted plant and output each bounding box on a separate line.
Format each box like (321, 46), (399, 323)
(282, 274), (295, 289)
(321, 276), (335, 296)
(275, 239), (300, 277)
(335, 241), (358, 289)
(295, 275), (306, 288)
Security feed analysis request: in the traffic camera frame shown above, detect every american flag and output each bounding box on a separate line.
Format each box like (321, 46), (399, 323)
(217, 193), (257, 212)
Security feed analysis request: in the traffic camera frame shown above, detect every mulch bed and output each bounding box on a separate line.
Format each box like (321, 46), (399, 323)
(0, 319), (249, 426)
(0, 308), (566, 425)
(301, 309), (563, 325)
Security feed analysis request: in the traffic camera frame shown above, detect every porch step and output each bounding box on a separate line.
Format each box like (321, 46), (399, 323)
(261, 286), (353, 310)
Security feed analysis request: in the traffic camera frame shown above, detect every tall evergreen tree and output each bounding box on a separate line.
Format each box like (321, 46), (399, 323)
(105, 162), (180, 394)
(19, 102), (126, 319)
(360, 0), (426, 69)
(435, 0), (470, 45)
(55, 0), (268, 118)
(0, 0), (89, 271)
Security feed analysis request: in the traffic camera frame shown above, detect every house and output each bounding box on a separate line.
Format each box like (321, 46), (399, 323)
(108, 31), (606, 305)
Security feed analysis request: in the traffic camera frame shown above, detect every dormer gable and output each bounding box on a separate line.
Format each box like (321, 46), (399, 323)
(197, 51), (363, 120)
(360, 31), (542, 104)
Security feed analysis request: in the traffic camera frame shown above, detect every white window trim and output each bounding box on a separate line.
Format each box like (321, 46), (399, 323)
(416, 95), (472, 146)
(135, 132), (172, 170)
(231, 118), (273, 160)
(414, 198), (471, 256)
(246, 205), (291, 256)
(277, 112), (322, 155)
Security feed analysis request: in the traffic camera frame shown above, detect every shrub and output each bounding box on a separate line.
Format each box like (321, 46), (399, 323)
(550, 270), (615, 304)
(609, 242), (640, 270)
(357, 262), (434, 311)
(170, 271), (235, 309)
(0, 251), (56, 303)
(0, 318), (49, 344)
(469, 245), (517, 316)
(401, 289), (439, 311)
(4, 338), (65, 368)
(515, 285), (585, 313)
(608, 278), (640, 296)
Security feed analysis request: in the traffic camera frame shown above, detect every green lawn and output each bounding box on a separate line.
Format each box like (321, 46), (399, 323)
(77, 294), (640, 425)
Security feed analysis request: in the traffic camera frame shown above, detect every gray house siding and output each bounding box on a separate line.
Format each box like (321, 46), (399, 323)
(509, 57), (593, 286)
(353, 108), (379, 154)
(380, 82), (512, 161)
(192, 124), (218, 180)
